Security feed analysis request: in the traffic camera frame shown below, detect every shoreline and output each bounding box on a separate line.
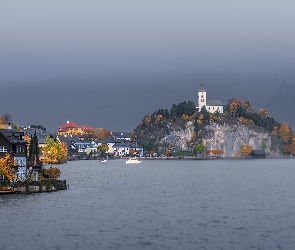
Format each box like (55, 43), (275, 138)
(140, 156), (294, 160)
(0, 180), (67, 195)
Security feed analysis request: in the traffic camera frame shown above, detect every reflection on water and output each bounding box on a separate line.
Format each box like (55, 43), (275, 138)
(1, 158), (295, 250)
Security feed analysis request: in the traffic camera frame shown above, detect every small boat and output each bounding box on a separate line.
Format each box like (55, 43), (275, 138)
(126, 158), (141, 164)
(100, 159), (107, 163)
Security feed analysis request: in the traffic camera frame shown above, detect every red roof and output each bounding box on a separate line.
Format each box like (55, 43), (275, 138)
(58, 121), (80, 131)
(58, 121), (94, 132)
(81, 125), (94, 131)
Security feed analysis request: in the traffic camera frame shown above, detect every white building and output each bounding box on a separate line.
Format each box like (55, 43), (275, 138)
(196, 84), (223, 113)
(112, 142), (144, 157)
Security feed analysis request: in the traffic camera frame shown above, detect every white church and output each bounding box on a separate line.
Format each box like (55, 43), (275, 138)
(196, 84), (223, 113)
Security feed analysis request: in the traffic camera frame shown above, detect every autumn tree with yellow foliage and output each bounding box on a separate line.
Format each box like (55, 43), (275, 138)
(97, 144), (109, 158)
(271, 122), (294, 154)
(95, 128), (113, 140)
(42, 136), (67, 164)
(279, 122), (291, 142)
(0, 154), (16, 181)
(284, 132), (295, 155)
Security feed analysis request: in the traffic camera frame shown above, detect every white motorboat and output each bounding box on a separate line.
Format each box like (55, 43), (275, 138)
(126, 158), (141, 164)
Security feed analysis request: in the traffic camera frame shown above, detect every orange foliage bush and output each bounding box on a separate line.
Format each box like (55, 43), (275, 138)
(240, 144), (253, 157)
(41, 166), (61, 180)
(211, 149), (224, 155)
(239, 117), (254, 126)
(258, 109), (269, 116)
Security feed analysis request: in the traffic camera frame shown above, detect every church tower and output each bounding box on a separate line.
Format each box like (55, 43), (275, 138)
(196, 83), (224, 113)
(198, 84), (206, 111)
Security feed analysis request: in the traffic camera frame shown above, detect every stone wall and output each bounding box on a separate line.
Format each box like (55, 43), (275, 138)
(0, 180), (67, 194)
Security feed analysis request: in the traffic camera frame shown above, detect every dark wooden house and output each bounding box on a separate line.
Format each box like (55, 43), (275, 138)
(0, 129), (27, 180)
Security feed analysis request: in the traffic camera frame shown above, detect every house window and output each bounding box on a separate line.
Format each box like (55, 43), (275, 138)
(16, 146), (24, 153)
(0, 146), (8, 153)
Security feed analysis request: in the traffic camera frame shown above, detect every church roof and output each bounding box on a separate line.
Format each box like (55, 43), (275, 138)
(207, 100), (223, 106)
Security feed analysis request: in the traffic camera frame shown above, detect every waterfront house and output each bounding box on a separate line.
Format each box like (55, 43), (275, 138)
(21, 127), (50, 148)
(58, 121), (94, 136)
(0, 129), (28, 180)
(99, 138), (120, 155)
(74, 140), (99, 157)
(112, 141), (144, 157)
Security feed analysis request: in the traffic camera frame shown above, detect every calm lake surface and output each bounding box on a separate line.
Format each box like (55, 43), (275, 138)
(1, 158), (295, 250)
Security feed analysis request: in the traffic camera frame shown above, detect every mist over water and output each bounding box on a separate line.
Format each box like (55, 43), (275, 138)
(1, 158), (295, 250)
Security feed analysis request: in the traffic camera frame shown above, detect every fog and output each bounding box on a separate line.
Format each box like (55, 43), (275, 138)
(1, 1), (294, 132)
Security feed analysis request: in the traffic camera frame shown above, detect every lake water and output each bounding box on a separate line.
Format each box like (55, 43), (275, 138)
(1, 158), (295, 250)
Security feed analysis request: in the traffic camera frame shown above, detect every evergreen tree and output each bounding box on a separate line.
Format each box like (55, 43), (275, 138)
(28, 132), (40, 166)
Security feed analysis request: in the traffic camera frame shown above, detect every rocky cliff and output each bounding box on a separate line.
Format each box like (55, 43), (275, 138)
(133, 99), (294, 157)
(162, 121), (272, 157)
(203, 123), (271, 157)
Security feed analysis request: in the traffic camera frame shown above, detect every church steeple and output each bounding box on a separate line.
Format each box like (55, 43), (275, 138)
(199, 82), (205, 91)
(198, 83), (207, 110)
(196, 81), (224, 113)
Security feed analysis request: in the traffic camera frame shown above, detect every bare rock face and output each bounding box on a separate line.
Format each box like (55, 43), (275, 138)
(203, 124), (271, 157)
(162, 121), (272, 157)
(162, 121), (195, 152)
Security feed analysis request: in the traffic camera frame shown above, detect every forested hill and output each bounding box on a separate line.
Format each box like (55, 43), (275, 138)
(132, 98), (295, 157)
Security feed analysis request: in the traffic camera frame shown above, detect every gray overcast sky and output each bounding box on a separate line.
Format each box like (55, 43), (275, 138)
(1, 1), (295, 132)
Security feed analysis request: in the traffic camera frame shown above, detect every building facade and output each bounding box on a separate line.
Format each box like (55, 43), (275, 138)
(58, 121), (94, 136)
(0, 129), (27, 180)
(196, 84), (223, 113)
